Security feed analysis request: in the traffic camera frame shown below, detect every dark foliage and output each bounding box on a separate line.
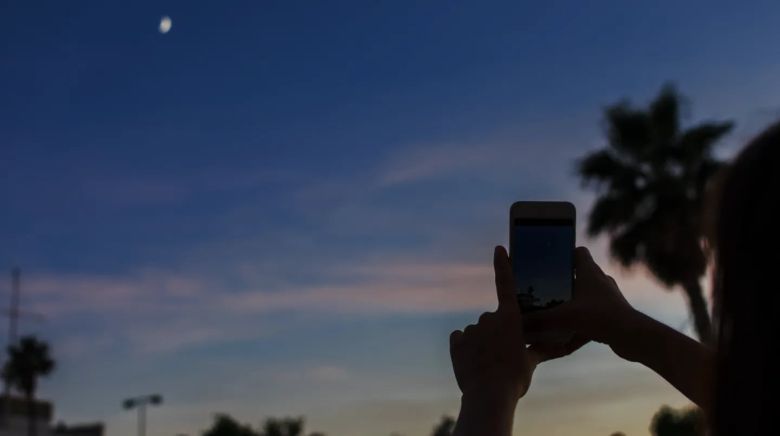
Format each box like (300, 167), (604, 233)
(577, 84), (733, 343)
(2, 336), (56, 436)
(650, 405), (704, 436)
(431, 415), (455, 436)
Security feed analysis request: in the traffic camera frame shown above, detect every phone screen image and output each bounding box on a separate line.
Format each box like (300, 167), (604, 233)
(512, 218), (574, 312)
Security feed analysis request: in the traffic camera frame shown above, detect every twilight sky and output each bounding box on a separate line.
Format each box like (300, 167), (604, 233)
(2, 1), (780, 435)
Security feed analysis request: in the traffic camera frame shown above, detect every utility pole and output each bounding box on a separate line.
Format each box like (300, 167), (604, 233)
(123, 394), (163, 436)
(0, 268), (43, 428)
(2, 267), (45, 358)
(7, 268), (20, 356)
(1, 268), (21, 427)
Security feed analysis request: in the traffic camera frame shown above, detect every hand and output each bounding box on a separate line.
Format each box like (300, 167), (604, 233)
(524, 247), (716, 411)
(523, 246), (639, 359)
(449, 246), (571, 405)
(449, 246), (592, 436)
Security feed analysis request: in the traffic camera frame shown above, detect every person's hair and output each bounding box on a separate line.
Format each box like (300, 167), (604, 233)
(712, 120), (780, 435)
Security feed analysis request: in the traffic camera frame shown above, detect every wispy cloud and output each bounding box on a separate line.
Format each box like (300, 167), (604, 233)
(85, 167), (298, 209)
(305, 365), (350, 383)
(23, 249), (690, 359)
(376, 143), (506, 187)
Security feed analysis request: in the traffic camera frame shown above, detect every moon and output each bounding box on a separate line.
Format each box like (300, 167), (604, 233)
(159, 16), (172, 34)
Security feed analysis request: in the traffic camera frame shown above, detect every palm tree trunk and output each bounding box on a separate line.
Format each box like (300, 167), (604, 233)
(683, 279), (713, 344)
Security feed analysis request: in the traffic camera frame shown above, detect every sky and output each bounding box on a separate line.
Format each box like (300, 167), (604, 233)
(2, 1), (780, 435)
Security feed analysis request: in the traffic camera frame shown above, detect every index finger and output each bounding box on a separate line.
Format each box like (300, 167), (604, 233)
(494, 246), (519, 314)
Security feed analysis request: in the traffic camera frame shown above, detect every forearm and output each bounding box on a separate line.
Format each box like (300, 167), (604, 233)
(453, 394), (517, 436)
(610, 309), (715, 410)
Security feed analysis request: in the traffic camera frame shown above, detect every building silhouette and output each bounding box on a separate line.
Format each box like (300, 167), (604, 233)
(0, 395), (103, 436)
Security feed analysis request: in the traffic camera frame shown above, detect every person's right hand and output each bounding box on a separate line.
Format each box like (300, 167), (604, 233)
(524, 246), (640, 360)
(449, 246), (540, 405)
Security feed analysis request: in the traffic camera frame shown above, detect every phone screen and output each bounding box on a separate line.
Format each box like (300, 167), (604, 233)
(512, 218), (574, 312)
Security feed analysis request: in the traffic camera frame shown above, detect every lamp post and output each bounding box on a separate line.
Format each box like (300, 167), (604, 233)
(123, 394), (163, 436)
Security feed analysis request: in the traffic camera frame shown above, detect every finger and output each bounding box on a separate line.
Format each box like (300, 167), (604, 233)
(449, 330), (464, 364)
(478, 311), (496, 325)
(494, 246), (519, 314)
(522, 302), (578, 332)
(528, 334), (590, 363)
(449, 330), (463, 349)
(566, 334), (591, 353)
(463, 324), (477, 336)
(574, 246), (603, 277)
(525, 345), (544, 368)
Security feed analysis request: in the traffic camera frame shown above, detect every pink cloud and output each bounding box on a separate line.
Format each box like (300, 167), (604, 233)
(20, 249), (696, 356)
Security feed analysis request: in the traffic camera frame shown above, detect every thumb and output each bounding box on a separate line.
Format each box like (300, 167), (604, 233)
(574, 246), (603, 277)
(528, 334), (590, 364)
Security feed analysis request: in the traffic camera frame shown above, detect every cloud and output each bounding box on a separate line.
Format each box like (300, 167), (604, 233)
(376, 143), (504, 187)
(306, 365), (350, 383)
(25, 261), (494, 320)
(23, 248), (691, 359)
(293, 139), (567, 210)
(24, 270), (211, 316)
(83, 167), (297, 209)
(26, 258), (481, 367)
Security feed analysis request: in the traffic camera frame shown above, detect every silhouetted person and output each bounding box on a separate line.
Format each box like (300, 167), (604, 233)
(448, 120), (780, 435)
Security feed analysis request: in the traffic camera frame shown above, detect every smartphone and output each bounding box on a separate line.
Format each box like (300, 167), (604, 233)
(510, 201), (575, 341)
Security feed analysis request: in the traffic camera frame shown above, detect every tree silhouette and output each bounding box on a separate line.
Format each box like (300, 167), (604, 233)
(650, 405), (704, 436)
(577, 84), (733, 343)
(431, 415), (455, 436)
(202, 414), (325, 436)
(2, 336), (56, 436)
(262, 417), (304, 436)
(203, 414), (260, 436)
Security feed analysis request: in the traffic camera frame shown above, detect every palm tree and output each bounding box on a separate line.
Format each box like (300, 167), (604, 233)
(2, 336), (56, 436)
(577, 84), (733, 343)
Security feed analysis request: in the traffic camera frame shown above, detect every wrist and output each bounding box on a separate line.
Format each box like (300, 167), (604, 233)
(607, 307), (648, 362)
(460, 388), (520, 417)
(456, 391), (518, 436)
(460, 388), (518, 415)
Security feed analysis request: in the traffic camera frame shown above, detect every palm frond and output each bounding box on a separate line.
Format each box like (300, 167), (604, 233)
(604, 103), (653, 158)
(644, 224), (707, 286)
(694, 158), (727, 199)
(675, 121), (734, 164)
(608, 222), (648, 267)
(650, 84), (683, 145)
(587, 194), (642, 236)
(577, 149), (642, 188)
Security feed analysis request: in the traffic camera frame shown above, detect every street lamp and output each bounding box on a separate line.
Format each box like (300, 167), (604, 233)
(123, 394), (163, 436)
